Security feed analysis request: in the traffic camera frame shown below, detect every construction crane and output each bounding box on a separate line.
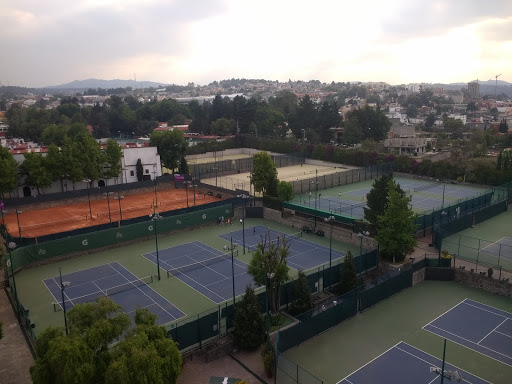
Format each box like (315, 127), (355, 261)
(495, 73), (501, 102)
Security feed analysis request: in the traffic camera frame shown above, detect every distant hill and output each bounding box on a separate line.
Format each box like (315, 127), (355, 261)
(45, 78), (168, 90)
(428, 79), (512, 97)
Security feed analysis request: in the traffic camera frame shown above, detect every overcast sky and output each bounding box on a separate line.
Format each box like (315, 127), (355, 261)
(1, 0), (511, 87)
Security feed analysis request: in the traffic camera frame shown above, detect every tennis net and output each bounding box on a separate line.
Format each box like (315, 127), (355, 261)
(52, 275), (154, 311)
(414, 182), (440, 192)
(247, 231), (303, 252)
(166, 249), (239, 277)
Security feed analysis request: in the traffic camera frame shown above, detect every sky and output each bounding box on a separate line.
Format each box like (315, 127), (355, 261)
(1, 0), (511, 87)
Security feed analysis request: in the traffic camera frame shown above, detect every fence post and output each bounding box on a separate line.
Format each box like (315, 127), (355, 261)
(476, 239), (480, 273)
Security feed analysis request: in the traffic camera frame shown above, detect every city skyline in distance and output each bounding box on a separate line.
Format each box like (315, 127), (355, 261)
(1, 0), (511, 87)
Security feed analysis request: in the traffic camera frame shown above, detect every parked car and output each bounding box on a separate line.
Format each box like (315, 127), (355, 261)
(316, 229), (325, 237)
(302, 225), (313, 234)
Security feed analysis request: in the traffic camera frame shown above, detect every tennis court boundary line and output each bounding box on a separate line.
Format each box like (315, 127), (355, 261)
(336, 342), (401, 384)
(109, 262), (185, 321)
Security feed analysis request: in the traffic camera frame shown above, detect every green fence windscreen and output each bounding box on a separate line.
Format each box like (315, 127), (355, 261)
(10, 204), (233, 270)
(282, 202), (356, 225)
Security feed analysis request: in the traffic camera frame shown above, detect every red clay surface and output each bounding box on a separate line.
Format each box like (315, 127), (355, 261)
(3, 188), (226, 239)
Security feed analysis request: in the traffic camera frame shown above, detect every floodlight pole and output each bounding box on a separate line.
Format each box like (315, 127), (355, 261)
(440, 338), (447, 384)
(15, 208), (22, 239)
(193, 184), (197, 206)
(231, 237), (236, 308)
(184, 181), (189, 208)
(8, 242), (20, 322)
(265, 263), (275, 351)
(153, 170), (158, 208)
(150, 212), (163, 280)
(84, 179), (92, 219)
(59, 267), (70, 335)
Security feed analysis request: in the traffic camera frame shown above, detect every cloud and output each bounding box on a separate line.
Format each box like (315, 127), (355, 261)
(477, 17), (512, 42)
(381, 0), (512, 39)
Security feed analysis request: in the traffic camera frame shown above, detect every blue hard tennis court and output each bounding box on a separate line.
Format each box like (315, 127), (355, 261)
(423, 299), (512, 366)
(143, 241), (255, 304)
(43, 262), (185, 325)
(338, 341), (490, 384)
(219, 225), (345, 271)
(480, 237), (512, 261)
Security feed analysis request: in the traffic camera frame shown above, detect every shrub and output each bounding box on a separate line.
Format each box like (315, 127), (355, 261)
(440, 250), (451, 259)
(260, 343), (275, 378)
(488, 268), (494, 278)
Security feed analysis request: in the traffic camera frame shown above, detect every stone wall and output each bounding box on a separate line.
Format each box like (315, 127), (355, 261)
(263, 207), (377, 249)
(412, 269), (425, 285)
(454, 269), (512, 298)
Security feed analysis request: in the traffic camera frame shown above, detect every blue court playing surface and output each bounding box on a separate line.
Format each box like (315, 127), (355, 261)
(43, 262), (185, 325)
(143, 241), (255, 304)
(219, 225), (345, 271)
(338, 341), (490, 384)
(480, 237), (512, 260)
(423, 299), (512, 367)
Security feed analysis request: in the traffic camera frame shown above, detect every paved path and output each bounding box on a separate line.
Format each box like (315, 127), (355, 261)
(0, 288), (34, 384)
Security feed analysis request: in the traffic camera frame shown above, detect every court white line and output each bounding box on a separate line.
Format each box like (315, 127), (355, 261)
(108, 262), (181, 321)
(204, 271), (251, 288)
(462, 299), (512, 319)
(91, 281), (106, 297)
(336, 342), (401, 384)
(424, 324), (512, 362)
(42, 278), (64, 309)
(478, 318), (508, 345)
(495, 330), (512, 339)
(160, 258), (225, 303)
(52, 277), (75, 306)
(423, 300), (466, 328)
(399, 342), (491, 384)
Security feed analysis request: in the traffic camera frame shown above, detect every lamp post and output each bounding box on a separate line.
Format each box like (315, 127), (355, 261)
(192, 184), (197, 206)
(15, 208), (22, 239)
(212, 166), (219, 187)
(324, 215), (335, 289)
(7, 242), (19, 321)
(83, 179), (92, 219)
(438, 211), (448, 263)
(357, 231), (370, 275)
(265, 262), (275, 351)
(152, 169), (158, 208)
(184, 181), (189, 208)
(149, 212), (163, 280)
(238, 194), (249, 254)
(102, 192), (113, 223)
(114, 177), (124, 221)
(59, 268), (70, 335)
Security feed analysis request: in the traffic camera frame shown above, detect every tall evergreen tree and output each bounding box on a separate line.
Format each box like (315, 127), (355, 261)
(233, 286), (265, 350)
(289, 270), (313, 316)
(339, 251), (358, 295)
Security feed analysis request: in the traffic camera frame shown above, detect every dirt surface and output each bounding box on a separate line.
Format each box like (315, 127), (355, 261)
(3, 187), (224, 238)
(0, 288), (34, 384)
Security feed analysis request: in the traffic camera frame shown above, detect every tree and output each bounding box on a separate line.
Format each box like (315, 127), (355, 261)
(289, 270), (313, 316)
(73, 130), (103, 183)
(466, 101), (478, 112)
(339, 251), (358, 295)
(105, 308), (182, 384)
(103, 139), (123, 182)
(210, 117), (236, 136)
(376, 182), (418, 263)
(345, 106), (391, 141)
(136, 159), (143, 181)
(425, 113), (436, 129)
(30, 329), (95, 384)
(41, 125), (69, 146)
(0, 146), (19, 198)
(406, 104), (418, 118)
(233, 286), (266, 350)
(60, 136), (84, 189)
(499, 119), (509, 134)
(443, 118), (464, 134)
(19, 153), (52, 194)
(150, 130), (187, 172)
(276, 180), (293, 202)
(342, 118), (363, 145)
(251, 152), (278, 196)
(363, 173), (404, 232)
(248, 231), (291, 314)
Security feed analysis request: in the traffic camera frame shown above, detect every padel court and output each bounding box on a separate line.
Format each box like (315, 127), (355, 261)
(338, 341), (489, 384)
(480, 237), (512, 261)
(144, 241), (255, 304)
(423, 299), (512, 366)
(43, 262), (185, 325)
(219, 225), (345, 270)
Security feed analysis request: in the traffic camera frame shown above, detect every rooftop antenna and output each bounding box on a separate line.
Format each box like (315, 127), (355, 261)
(495, 74), (501, 103)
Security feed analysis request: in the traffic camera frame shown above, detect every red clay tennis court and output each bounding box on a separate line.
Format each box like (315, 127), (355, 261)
(3, 187), (226, 238)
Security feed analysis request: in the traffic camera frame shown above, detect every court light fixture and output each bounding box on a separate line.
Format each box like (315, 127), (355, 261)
(149, 212), (164, 280)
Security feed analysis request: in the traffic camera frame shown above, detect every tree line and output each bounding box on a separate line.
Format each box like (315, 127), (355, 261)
(5, 91), (392, 145)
